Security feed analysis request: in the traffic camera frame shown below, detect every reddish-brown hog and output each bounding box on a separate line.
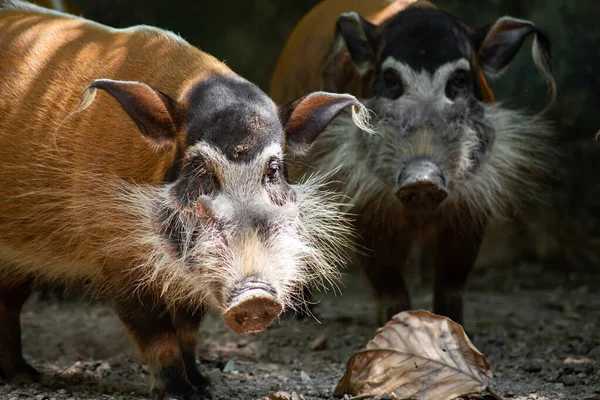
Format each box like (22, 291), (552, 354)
(271, 0), (557, 327)
(0, 1), (373, 399)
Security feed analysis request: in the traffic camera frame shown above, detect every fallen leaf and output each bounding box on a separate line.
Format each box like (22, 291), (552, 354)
(334, 310), (495, 400)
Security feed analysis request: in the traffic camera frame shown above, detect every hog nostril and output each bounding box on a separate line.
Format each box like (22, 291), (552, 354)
(396, 158), (448, 212)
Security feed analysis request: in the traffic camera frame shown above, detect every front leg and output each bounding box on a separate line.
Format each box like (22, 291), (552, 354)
(171, 309), (213, 398)
(360, 229), (416, 326)
(113, 294), (208, 400)
(0, 278), (41, 383)
(433, 214), (487, 326)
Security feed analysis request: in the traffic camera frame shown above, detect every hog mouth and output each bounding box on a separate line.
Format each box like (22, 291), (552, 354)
(222, 278), (283, 334)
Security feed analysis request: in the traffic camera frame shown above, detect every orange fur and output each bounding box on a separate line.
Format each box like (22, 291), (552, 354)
(0, 3), (232, 297)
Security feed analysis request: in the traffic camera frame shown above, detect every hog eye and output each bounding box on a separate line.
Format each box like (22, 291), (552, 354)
(382, 69), (404, 99)
(445, 69), (471, 100)
(265, 159), (280, 184)
(191, 158), (209, 176)
(190, 158), (218, 194)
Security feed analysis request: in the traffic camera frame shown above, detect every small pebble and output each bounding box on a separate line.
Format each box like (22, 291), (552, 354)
(505, 392), (515, 398)
(268, 392), (292, 400)
(300, 371), (312, 384)
(589, 347), (600, 359)
(58, 389), (67, 395)
(561, 375), (577, 386)
(222, 359), (236, 373)
(522, 361), (543, 373)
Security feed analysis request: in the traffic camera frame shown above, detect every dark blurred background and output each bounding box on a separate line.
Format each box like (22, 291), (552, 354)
(51, 0), (600, 272)
(65, 0), (599, 142)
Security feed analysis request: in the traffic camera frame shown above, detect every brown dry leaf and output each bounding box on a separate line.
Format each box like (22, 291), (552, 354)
(334, 310), (495, 400)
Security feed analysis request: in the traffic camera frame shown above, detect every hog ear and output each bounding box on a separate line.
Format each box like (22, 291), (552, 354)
(473, 16), (556, 109)
(83, 79), (182, 143)
(279, 92), (368, 153)
(336, 11), (380, 71)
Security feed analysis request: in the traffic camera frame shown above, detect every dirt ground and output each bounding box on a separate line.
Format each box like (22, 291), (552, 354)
(0, 257), (598, 400)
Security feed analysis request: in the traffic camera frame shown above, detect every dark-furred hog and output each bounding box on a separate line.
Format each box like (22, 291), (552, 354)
(0, 1), (373, 398)
(271, 0), (557, 326)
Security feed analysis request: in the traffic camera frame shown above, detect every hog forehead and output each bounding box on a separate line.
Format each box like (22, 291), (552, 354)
(382, 57), (470, 95)
(185, 75), (283, 162)
(187, 141), (282, 181)
(380, 7), (472, 73)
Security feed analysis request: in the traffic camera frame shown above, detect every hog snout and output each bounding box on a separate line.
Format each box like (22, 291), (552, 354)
(222, 277), (283, 335)
(396, 159), (448, 212)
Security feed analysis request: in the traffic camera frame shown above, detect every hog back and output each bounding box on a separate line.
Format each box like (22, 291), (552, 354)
(0, 7), (229, 281)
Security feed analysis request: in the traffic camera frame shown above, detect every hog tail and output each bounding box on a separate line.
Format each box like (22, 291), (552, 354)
(52, 84), (98, 149)
(351, 102), (378, 136)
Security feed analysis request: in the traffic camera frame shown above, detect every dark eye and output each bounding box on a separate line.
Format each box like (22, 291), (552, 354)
(265, 159), (280, 184)
(381, 69), (404, 99)
(445, 69), (471, 100)
(191, 158), (218, 194)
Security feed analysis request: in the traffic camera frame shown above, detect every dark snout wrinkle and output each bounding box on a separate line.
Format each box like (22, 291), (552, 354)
(396, 159), (448, 212)
(228, 277), (277, 303)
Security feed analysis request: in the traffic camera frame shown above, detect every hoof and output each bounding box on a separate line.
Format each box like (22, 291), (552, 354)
(0, 361), (42, 383)
(153, 389), (213, 400)
(187, 370), (214, 399)
(152, 376), (214, 400)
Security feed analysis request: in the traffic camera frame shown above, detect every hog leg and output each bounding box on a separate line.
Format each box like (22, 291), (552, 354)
(113, 294), (211, 400)
(0, 278), (41, 383)
(433, 217), (487, 326)
(171, 309), (213, 396)
(361, 230), (415, 325)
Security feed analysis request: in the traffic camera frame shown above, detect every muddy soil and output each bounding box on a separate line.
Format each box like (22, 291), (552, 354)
(0, 260), (598, 400)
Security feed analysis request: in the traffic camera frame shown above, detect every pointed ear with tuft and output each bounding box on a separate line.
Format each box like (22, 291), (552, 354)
(81, 79), (183, 143)
(473, 16), (556, 110)
(336, 11), (380, 72)
(280, 92), (373, 153)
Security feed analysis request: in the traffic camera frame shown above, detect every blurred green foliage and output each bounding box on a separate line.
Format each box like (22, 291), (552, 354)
(74, 0), (320, 101)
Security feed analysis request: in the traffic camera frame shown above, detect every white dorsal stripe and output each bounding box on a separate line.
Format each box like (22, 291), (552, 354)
(381, 57), (471, 98)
